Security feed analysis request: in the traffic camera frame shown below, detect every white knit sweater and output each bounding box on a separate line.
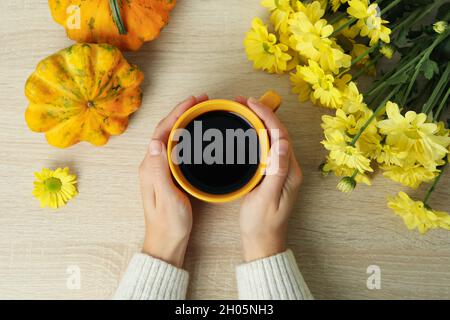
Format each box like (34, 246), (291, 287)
(114, 249), (312, 300)
(114, 250), (313, 300)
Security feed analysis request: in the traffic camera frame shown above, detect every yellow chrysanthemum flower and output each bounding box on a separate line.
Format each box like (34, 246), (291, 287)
(322, 109), (356, 135)
(298, 60), (342, 108)
(340, 81), (367, 114)
(244, 18), (292, 74)
(381, 164), (437, 189)
(347, 0), (391, 46)
(294, 0), (326, 23)
(322, 130), (373, 173)
(377, 102), (450, 171)
(290, 65), (312, 102)
(388, 192), (450, 234)
(376, 144), (408, 166)
(33, 167), (78, 209)
(322, 103), (382, 159)
(289, 12), (351, 73)
(261, 0), (293, 33)
(322, 157), (372, 185)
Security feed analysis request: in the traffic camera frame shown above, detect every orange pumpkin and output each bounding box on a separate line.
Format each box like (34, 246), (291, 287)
(48, 0), (177, 51)
(25, 43), (144, 148)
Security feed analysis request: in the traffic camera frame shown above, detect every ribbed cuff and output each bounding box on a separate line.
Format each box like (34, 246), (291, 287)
(113, 253), (189, 300)
(236, 249), (313, 300)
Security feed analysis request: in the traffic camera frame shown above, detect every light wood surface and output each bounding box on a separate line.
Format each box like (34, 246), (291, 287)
(0, 0), (449, 300)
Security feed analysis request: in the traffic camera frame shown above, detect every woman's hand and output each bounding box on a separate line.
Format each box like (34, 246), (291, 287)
(139, 94), (208, 268)
(235, 97), (303, 262)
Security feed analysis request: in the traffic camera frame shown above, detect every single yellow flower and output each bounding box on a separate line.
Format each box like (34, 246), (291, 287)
(388, 192), (450, 234)
(322, 103), (381, 159)
(322, 130), (373, 173)
(376, 144), (408, 166)
(322, 157), (372, 185)
(244, 18), (292, 74)
(377, 101), (450, 171)
(294, 0), (326, 23)
(298, 60), (342, 108)
(347, 0), (375, 19)
(289, 13), (351, 74)
(261, 0), (293, 33)
(340, 81), (366, 114)
(347, 0), (391, 46)
(382, 164), (437, 189)
(33, 167), (78, 209)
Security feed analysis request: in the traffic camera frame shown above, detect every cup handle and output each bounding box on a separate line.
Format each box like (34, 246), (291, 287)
(258, 90), (282, 112)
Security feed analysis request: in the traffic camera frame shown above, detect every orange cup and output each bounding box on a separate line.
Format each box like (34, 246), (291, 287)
(167, 91), (281, 203)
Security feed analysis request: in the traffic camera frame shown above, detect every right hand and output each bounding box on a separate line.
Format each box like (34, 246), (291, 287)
(235, 96), (303, 262)
(140, 94), (208, 268)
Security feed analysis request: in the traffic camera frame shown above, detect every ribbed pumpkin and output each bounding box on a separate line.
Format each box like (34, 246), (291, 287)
(25, 43), (144, 148)
(48, 0), (177, 51)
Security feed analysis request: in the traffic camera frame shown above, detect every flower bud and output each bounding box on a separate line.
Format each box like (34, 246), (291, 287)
(433, 21), (448, 34)
(337, 176), (356, 193)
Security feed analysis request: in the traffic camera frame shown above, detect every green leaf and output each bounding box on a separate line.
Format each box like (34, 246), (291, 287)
(420, 59), (439, 80)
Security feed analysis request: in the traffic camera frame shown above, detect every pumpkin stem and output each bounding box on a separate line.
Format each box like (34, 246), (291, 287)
(109, 0), (127, 35)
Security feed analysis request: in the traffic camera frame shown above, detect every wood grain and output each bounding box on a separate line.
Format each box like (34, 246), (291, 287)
(0, 0), (449, 300)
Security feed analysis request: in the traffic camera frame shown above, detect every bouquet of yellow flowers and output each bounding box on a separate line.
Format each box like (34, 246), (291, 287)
(244, 0), (450, 234)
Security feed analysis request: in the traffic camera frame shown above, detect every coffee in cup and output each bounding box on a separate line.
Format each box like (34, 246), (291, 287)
(167, 91), (281, 203)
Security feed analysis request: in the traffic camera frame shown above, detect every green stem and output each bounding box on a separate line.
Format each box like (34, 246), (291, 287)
(329, 11), (347, 26)
(351, 169), (358, 179)
(391, 8), (420, 33)
(337, 44), (380, 78)
(423, 161), (448, 208)
(109, 0), (127, 35)
(331, 17), (357, 36)
(402, 32), (450, 106)
(434, 86), (450, 121)
(379, 0), (403, 15)
(367, 85), (388, 107)
(393, 0), (444, 35)
(422, 61), (450, 114)
(350, 85), (401, 146)
(365, 53), (422, 98)
(352, 43), (379, 67)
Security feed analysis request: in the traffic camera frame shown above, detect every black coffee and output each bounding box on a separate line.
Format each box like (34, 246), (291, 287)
(177, 111), (260, 195)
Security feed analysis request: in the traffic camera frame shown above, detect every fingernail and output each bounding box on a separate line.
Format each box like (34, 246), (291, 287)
(248, 97), (259, 105)
(196, 94), (208, 100)
(149, 140), (162, 155)
(278, 140), (289, 156)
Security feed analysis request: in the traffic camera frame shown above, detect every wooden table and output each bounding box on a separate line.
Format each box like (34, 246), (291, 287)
(0, 0), (449, 300)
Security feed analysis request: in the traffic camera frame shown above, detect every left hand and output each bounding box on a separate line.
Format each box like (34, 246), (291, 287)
(139, 94), (208, 268)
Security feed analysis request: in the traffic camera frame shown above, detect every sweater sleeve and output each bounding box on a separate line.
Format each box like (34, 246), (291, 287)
(236, 249), (313, 300)
(113, 253), (189, 300)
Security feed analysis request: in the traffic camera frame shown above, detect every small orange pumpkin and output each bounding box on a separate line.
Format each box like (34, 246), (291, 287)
(25, 43), (144, 148)
(48, 0), (177, 51)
